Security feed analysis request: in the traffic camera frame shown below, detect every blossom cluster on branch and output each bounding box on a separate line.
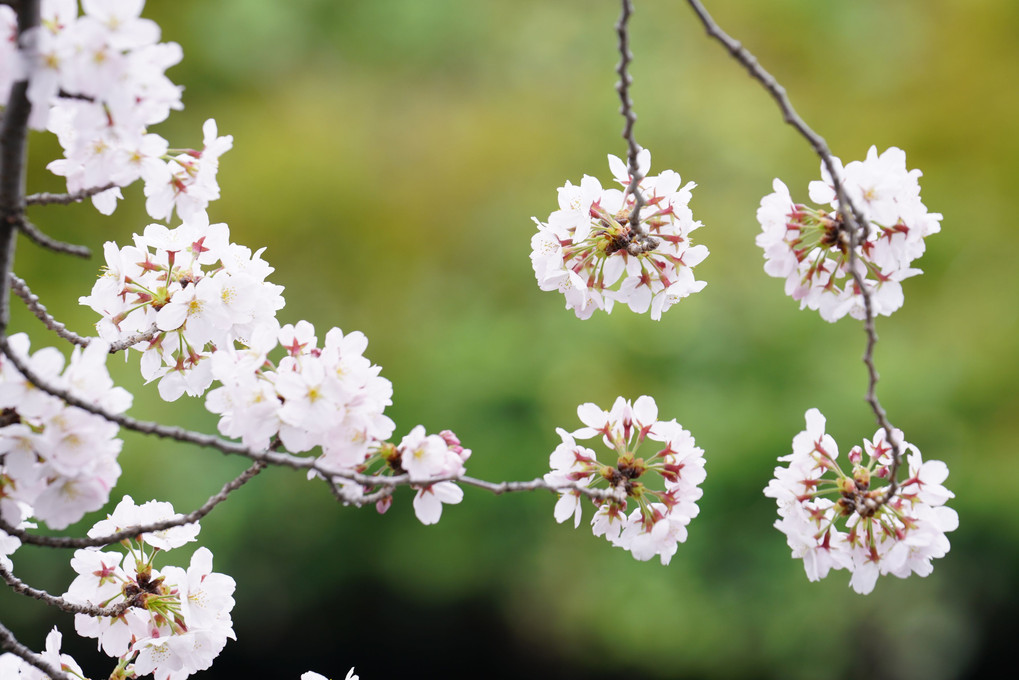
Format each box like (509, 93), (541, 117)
(765, 409), (957, 594)
(0, 333), (131, 530)
(530, 150), (708, 320)
(545, 396), (705, 565)
(756, 146), (942, 322)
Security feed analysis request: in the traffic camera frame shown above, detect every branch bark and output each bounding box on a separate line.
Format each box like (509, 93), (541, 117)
(683, 0), (904, 492)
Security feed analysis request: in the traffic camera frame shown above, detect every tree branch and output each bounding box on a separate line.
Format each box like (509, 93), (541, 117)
(0, 461), (266, 549)
(683, 0), (903, 493)
(0, 0), (41, 333)
(0, 563), (137, 617)
(615, 0), (649, 237)
(0, 333), (628, 517)
(0, 620), (73, 680)
(330, 474), (627, 508)
(9, 273), (160, 352)
(25, 182), (117, 206)
(14, 216), (91, 258)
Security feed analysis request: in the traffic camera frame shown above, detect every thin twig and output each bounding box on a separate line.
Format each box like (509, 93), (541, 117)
(14, 216), (91, 258)
(9, 272), (160, 352)
(615, 0), (649, 239)
(460, 474), (627, 502)
(330, 474), (627, 508)
(55, 89), (95, 103)
(1, 564), (137, 617)
(106, 324), (162, 353)
(683, 0), (903, 496)
(26, 182), (117, 206)
(0, 621), (73, 680)
(9, 272), (89, 347)
(0, 462), (266, 549)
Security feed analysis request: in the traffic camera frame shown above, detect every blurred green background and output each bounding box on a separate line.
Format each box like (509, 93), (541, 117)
(3, 0), (1017, 678)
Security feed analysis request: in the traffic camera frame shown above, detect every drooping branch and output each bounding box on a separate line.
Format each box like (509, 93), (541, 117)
(683, 0), (904, 491)
(0, 461), (266, 549)
(1, 563), (138, 617)
(9, 273), (160, 352)
(13, 216), (91, 258)
(615, 0), (649, 238)
(25, 182), (117, 206)
(0, 620), (73, 680)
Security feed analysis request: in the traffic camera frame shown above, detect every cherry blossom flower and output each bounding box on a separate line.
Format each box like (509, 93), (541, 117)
(756, 147), (941, 322)
(0, 626), (86, 680)
(545, 396), (706, 564)
(531, 150), (707, 319)
(87, 495), (200, 550)
(15, 0), (191, 216)
(0, 335), (132, 530)
(765, 409), (957, 593)
(64, 497), (235, 678)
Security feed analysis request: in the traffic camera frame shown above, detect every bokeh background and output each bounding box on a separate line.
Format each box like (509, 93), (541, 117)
(3, 0), (1017, 678)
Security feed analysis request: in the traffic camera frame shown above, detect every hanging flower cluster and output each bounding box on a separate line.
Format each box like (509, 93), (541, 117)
(61, 496), (235, 680)
(0, 334), (132, 530)
(764, 409), (958, 594)
(545, 396), (705, 565)
(756, 146), (941, 322)
(531, 150), (708, 320)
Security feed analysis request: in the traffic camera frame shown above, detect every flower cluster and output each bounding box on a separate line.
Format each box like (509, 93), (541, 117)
(756, 146), (941, 322)
(82, 220), (473, 526)
(531, 150), (708, 320)
(8, 0), (232, 221)
(63, 496), (235, 680)
(363, 427), (471, 525)
(545, 396), (705, 565)
(83, 216), (471, 527)
(765, 409), (958, 594)
(79, 220), (286, 401)
(207, 320), (396, 469)
(0, 334), (132, 530)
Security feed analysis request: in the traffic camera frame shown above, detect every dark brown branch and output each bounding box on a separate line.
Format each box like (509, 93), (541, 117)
(683, 0), (903, 494)
(13, 216), (90, 258)
(25, 182), (117, 206)
(0, 620), (73, 680)
(0, 461), (265, 549)
(0, 332), (312, 466)
(9, 272), (159, 352)
(1, 563), (137, 617)
(615, 0), (649, 238)
(0, 0), (40, 332)
(55, 89), (95, 103)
